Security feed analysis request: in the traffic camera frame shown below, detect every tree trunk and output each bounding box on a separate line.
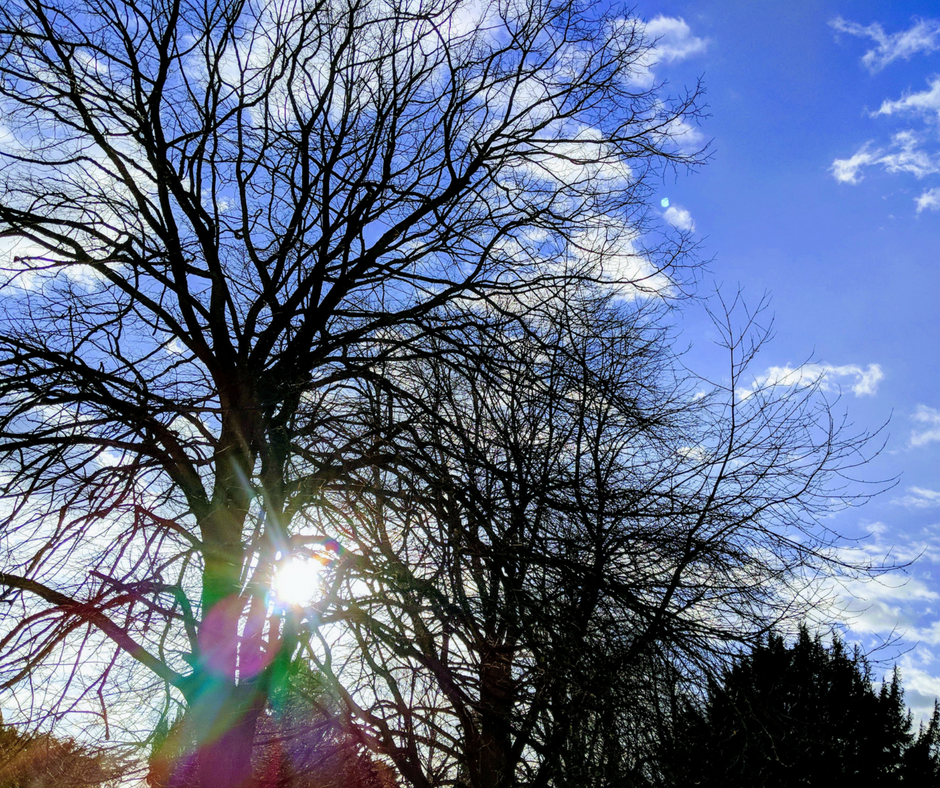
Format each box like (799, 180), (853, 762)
(169, 678), (264, 788)
(196, 686), (264, 788)
(475, 644), (514, 788)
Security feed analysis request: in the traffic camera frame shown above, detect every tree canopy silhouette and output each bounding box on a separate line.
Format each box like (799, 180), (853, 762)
(0, 0), (881, 786)
(661, 628), (940, 788)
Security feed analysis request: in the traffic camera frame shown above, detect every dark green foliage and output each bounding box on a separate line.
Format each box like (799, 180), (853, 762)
(661, 628), (940, 787)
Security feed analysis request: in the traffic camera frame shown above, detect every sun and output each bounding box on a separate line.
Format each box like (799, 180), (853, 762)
(272, 556), (322, 607)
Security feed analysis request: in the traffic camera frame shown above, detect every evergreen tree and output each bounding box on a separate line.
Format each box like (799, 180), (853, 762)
(661, 628), (940, 787)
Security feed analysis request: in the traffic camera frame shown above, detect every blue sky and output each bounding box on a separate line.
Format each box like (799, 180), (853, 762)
(630, 1), (940, 715)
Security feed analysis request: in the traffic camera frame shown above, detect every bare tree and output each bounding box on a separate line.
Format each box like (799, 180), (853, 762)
(0, 0), (876, 786)
(301, 291), (875, 788)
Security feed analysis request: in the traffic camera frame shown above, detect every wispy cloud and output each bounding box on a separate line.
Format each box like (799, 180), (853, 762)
(831, 16), (940, 73)
(831, 132), (939, 184)
(916, 187), (940, 212)
(737, 362), (884, 400)
(821, 524), (940, 721)
(835, 527), (940, 566)
(832, 19), (940, 212)
(829, 560), (938, 640)
(894, 486), (940, 509)
(568, 217), (673, 299)
(879, 131), (938, 176)
(911, 405), (940, 447)
(876, 76), (940, 120)
(661, 115), (706, 153)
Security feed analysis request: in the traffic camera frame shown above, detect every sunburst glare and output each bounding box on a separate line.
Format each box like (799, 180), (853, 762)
(272, 557), (322, 607)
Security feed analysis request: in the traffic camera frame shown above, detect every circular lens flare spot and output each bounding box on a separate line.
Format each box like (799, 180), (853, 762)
(273, 557), (321, 607)
(660, 197), (670, 208)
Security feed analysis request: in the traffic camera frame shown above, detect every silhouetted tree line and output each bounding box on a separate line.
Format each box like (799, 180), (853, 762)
(138, 629), (940, 788)
(656, 627), (940, 788)
(3, 629), (938, 787)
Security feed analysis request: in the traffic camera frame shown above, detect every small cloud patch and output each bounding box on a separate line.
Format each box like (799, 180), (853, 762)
(663, 205), (695, 232)
(911, 405), (940, 447)
(737, 362), (884, 400)
(916, 187), (940, 212)
(623, 15), (708, 88)
(876, 76), (940, 120)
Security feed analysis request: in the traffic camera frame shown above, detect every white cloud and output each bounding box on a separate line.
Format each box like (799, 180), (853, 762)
(832, 21), (940, 214)
(834, 530), (940, 567)
(661, 115), (706, 153)
(905, 624), (940, 647)
(448, 0), (498, 40)
(625, 16), (707, 88)
(916, 187), (940, 212)
(95, 449), (129, 468)
(737, 362), (884, 400)
(893, 486), (940, 509)
(876, 76), (940, 120)
(832, 132), (939, 184)
(826, 560), (937, 637)
(663, 205), (694, 232)
(644, 16), (709, 64)
(677, 444), (708, 461)
(818, 521), (940, 724)
(911, 404), (940, 447)
(831, 143), (880, 184)
(850, 363), (886, 394)
(831, 16), (940, 73)
(827, 566), (938, 650)
(511, 128), (634, 189)
(165, 338), (187, 355)
(880, 131), (939, 177)
(568, 217), (672, 298)
(843, 598), (915, 634)
(892, 659), (940, 723)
